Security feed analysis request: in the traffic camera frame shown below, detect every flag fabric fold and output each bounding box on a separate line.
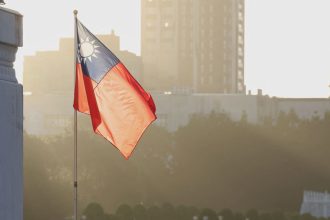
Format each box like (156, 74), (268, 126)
(73, 18), (156, 159)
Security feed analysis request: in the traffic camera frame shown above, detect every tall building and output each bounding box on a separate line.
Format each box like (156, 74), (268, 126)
(141, 0), (245, 93)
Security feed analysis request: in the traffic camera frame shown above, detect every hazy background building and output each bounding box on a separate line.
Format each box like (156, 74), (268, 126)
(23, 0), (330, 137)
(141, 0), (245, 93)
(24, 87), (330, 135)
(300, 191), (330, 218)
(24, 32), (142, 136)
(24, 31), (142, 95)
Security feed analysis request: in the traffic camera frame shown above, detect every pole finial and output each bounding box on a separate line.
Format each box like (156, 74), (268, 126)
(73, 10), (78, 16)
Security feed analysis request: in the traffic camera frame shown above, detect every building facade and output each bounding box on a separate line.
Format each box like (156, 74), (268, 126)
(300, 191), (330, 218)
(24, 32), (143, 136)
(141, 0), (245, 93)
(24, 88), (330, 135)
(24, 31), (143, 95)
(153, 93), (330, 132)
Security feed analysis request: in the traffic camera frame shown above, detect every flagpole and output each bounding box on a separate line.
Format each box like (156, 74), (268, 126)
(73, 9), (78, 220)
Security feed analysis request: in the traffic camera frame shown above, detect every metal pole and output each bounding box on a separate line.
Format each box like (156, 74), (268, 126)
(73, 9), (78, 220)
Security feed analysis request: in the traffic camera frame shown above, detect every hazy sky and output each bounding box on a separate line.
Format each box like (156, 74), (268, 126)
(5, 0), (330, 98)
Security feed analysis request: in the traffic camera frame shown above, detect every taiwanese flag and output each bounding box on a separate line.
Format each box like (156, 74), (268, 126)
(73, 18), (156, 159)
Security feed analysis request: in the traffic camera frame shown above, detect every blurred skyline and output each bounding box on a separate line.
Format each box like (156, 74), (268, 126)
(5, 0), (330, 98)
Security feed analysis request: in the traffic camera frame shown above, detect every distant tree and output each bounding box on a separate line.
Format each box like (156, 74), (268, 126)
(104, 214), (119, 220)
(83, 203), (105, 220)
(200, 208), (217, 220)
(147, 205), (161, 220)
(287, 109), (299, 127)
(324, 111), (330, 122)
(240, 110), (248, 126)
(270, 212), (286, 220)
(24, 110), (330, 213)
(286, 213), (300, 220)
(186, 206), (199, 217)
(176, 205), (197, 220)
(246, 209), (259, 220)
(262, 116), (274, 127)
(219, 209), (234, 220)
(161, 203), (177, 220)
(300, 214), (316, 220)
(259, 213), (271, 220)
(133, 204), (148, 220)
(24, 134), (71, 220)
(116, 204), (134, 220)
(276, 111), (290, 129)
(234, 212), (244, 220)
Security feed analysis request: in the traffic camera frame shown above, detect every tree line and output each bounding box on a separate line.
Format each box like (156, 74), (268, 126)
(24, 111), (330, 220)
(82, 202), (329, 220)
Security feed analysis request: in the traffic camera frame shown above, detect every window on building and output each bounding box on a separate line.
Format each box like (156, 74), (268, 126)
(238, 35), (243, 45)
(201, 64), (204, 73)
(238, 12), (243, 21)
(238, 70), (243, 79)
(210, 64), (213, 72)
(146, 14), (157, 19)
(147, 38), (156, 44)
(238, 82), (244, 92)
(209, 75), (213, 84)
(238, 3), (243, 10)
(238, 47), (243, 56)
(238, 59), (243, 68)
(146, 0), (156, 7)
(238, 23), (243, 33)
(161, 0), (173, 7)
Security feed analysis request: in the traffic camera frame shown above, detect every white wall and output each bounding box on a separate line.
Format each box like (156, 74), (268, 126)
(153, 93), (266, 132)
(24, 92), (330, 135)
(277, 98), (330, 120)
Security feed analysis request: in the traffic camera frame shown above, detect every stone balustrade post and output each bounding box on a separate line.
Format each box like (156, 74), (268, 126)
(0, 5), (23, 220)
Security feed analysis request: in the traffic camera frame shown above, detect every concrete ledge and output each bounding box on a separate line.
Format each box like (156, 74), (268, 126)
(0, 6), (22, 82)
(0, 6), (23, 47)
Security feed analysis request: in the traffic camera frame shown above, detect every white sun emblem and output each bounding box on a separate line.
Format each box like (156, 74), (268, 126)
(78, 37), (100, 63)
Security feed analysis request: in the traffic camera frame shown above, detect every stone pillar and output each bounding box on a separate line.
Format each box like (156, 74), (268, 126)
(0, 6), (23, 220)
